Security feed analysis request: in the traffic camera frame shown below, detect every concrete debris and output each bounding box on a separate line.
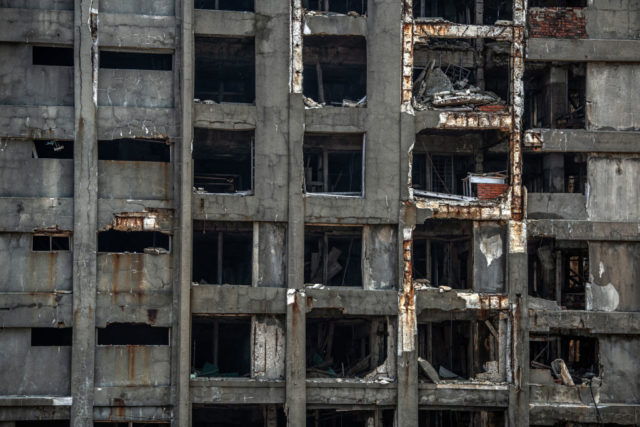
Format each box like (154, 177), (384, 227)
(438, 285), (452, 292)
(342, 96), (367, 108)
(475, 360), (500, 381)
(304, 96), (323, 109)
(439, 365), (463, 380)
(417, 357), (440, 384)
(551, 359), (575, 386)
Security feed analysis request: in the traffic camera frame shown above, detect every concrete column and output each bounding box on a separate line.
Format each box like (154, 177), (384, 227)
(70, 0), (99, 424)
(363, 225), (398, 290)
(253, 315), (286, 379)
(255, 222), (287, 287)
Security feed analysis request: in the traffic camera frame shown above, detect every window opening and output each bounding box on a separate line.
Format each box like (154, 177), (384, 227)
(307, 410), (380, 427)
(33, 46), (73, 66)
(413, 0), (512, 24)
(530, 335), (599, 384)
(523, 153), (587, 194)
(97, 324), (169, 345)
(32, 140), (73, 159)
(419, 410), (505, 427)
(303, 0), (367, 15)
(97, 230), (170, 254)
(32, 234), (71, 252)
(304, 227), (362, 287)
(193, 405), (286, 427)
(194, 0), (253, 11)
(31, 328), (72, 346)
(98, 139), (170, 162)
(100, 51), (172, 71)
(192, 317), (251, 377)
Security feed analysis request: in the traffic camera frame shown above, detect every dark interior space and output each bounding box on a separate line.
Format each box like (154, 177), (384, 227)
(97, 230), (170, 253)
(16, 422), (71, 427)
(523, 153), (587, 194)
(306, 410), (376, 427)
(419, 410), (505, 427)
(98, 139), (170, 162)
(193, 128), (253, 194)
(33, 234), (70, 252)
(97, 324), (169, 345)
(194, 0), (253, 11)
(94, 423), (170, 426)
(31, 327), (72, 346)
(195, 37), (255, 103)
(192, 316), (251, 377)
(530, 335), (599, 383)
(303, 36), (366, 106)
(192, 405), (286, 427)
(306, 315), (387, 378)
(413, 0), (512, 25)
(303, 0), (367, 15)
(32, 46), (73, 66)
(304, 227), (362, 287)
(32, 140), (73, 159)
(192, 221), (252, 285)
(304, 133), (363, 195)
(100, 51), (172, 70)
(529, 0), (587, 6)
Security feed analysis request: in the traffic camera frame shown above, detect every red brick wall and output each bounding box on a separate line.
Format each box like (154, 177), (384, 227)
(477, 183), (509, 200)
(528, 7), (587, 39)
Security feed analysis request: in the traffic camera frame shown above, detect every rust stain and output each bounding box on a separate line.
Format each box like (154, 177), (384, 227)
(128, 345), (136, 381)
(147, 309), (158, 324)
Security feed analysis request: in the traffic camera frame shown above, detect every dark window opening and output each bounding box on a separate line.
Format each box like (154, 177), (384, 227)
(192, 221), (252, 285)
(419, 410), (505, 427)
(306, 316), (388, 378)
(523, 153), (587, 194)
(412, 221), (472, 289)
(100, 51), (172, 71)
(528, 239), (588, 309)
(33, 234), (71, 252)
(192, 317), (251, 377)
(530, 335), (599, 384)
(32, 140), (73, 159)
(303, 133), (364, 195)
(303, 36), (366, 106)
(524, 63), (586, 129)
(193, 405), (286, 427)
(97, 230), (170, 254)
(98, 139), (170, 162)
(303, 0), (367, 15)
(413, 0), (512, 24)
(194, 0), (253, 11)
(195, 37), (255, 103)
(307, 410), (383, 427)
(33, 46), (73, 66)
(304, 227), (362, 287)
(31, 327), (72, 346)
(193, 128), (254, 194)
(97, 324), (169, 345)
(529, 0), (587, 6)
(94, 423), (170, 426)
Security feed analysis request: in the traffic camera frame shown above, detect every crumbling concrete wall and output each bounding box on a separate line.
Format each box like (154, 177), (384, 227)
(0, 0), (72, 9)
(98, 70), (174, 108)
(473, 222), (505, 293)
(98, 161), (172, 200)
(255, 222), (287, 287)
(363, 225), (397, 290)
(99, 0), (174, 16)
(588, 242), (640, 312)
(585, 0), (640, 40)
(598, 336), (640, 403)
(94, 345), (171, 386)
(252, 315), (285, 379)
(586, 63), (640, 131)
(587, 156), (640, 221)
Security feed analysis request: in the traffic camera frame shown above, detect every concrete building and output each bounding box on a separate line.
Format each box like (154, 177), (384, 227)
(0, 0), (638, 425)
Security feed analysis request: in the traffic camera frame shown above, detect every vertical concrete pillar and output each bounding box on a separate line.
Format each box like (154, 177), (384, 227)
(254, 222), (287, 287)
(363, 225), (398, 290)
(253, 315), (286, 379)
(70, 0), (99, 424)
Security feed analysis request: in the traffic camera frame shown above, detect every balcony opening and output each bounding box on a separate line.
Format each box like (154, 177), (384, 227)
(413, 0), (512, 24)
(33, 46), (73, 67)
(193, 128), (254, 195)
(31, 327), (72, 346)
(97, 230), (170, 254)
(523, 153), (587, 194)
(194, 0), (254, 11)
(193, 405), (286, 427)
(32, 234), (71, 252)
(419, 410), (505, 427)
(32, 140), (73, 159)
(303, 36), (366, 107)
(303, 133), (364, 196)
(193, 221), (252, 285)
(306, 314), (388, 379)
(528, 239), (588, 310)
(303, 0), (367, 15)
(524, 63), (586, 129)
(98, 139), (170, 162)
(195, 37), (255, 104)
(192, 316), (251, 378)
(304, 226), (362, 287)
(530, 334), (599, 385)
(97, 324), (169, 345)
(99, 51), (172, 71)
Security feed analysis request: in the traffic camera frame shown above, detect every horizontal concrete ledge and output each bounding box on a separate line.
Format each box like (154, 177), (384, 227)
(529, 403), (640, 425)
(529, 383), (601, 405)
(190, 379), (285, 404)
(414, 21), (513, 42)
(195, 10), (255, 37)
(526, 193), (587, 220)
(304, 196), (397, 225)
(0, 105), (74, 140)
(0, 8), (73, 44)
(0, 396), (72, 406)
(93, 405), (171, 422)
(303, 14), (367, 36)
(0, 197), (73, 232)
(193, 102), (256, 130)
(192, 193), (284, 222)
(94, 386), (171, 406)
(529, 310), (640, 334)
(307, 379), (396, 406)
(527, 38), (640, 62)
(0, 292), (73, 327)
(191, 285), (287, 314)
(527, 220), (640, 241)
(99, 13), (176, 50)
(525, 129), (640, 153)
(418, 383), (509, 408)
(415, 110), (512, 133)
(306, 288), (397, 315)
(97, 107), (177, 140)
(304, 106), (367, 133)
(417, 290), (509, 313)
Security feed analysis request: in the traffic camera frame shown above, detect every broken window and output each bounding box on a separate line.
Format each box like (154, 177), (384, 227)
(306, 314), (388, 378)
(97, 324), (169, 345)
(99, 51), (172, 71)
(193, 129), (254, 194)
(195, 37), (255, 103)
(524, 63), (586, 129)
(98, 139), (170, 162)
(31, 327), (72, 346)
(193, 405), (286, 427)
(303, 36), (366, 107)
(307, 410), (394, 427)
(413, 0), (512, 24)
(194, 0), (253, 11)
(412, 221), (472, 289)
(304, 227), (362, 287)
(32, 234), (71, 252)
(530, 334), (599, 385)
(523, 153), (587, 194)
(192, 316), (251, 378)
(97, 230), (170, 254)
(32, 140), (73, 159)
(419, 410), (505, 427)
(528, 239), (588, 309)
(303, 133), (364, 195)
(192, 221), (252, 285)
(303, 0), (367, 15)
(33, 46), (73, 66)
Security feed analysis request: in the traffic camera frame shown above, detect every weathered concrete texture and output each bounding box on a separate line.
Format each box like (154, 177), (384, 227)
(0, 105), (74, 140)
(303, 14), (367, 36)
(193, 103), (256, 130)
(589, 242), (640, 312)
(0, 8), (73, 44)
(252, 315), (285, 379)
(191, 285), (286, 314)
(0, 328), (71, 395)
(306, 289), (398, 315)
(0, 197), (73, 232)
(473, 222), (505, 293)
(418, 384), (509, 407)
(585, 0), (640, 40)
(527, 38), (640, 62)
(587, 63), (640, 130)
(98, 70), (174, 108)
(95, 346), (171, 387)
(195, 10), (255, 37)
(98, 161), (172, 200)
(529, 310), (640, 334)
(587, 156), (640, 221)
(525, 129), (640, 153)
(97, 107), (177, 140)
(362, 225), (397, 290)
(190, 379), (285, 404)
(527, 193), (587, 220)
(93, 385), (171, 406)
(306, 380), (396, 406)
(99, 14), (176, 49)
(98, 0), (174, 16)
(0, 159), (73, 197)
(255, 222), (286, 287)
(598, 336), (640, 403)
(97, 200), (173, 231)
(304, 107), (366, 133)
(92, 406), (171, 422)
(527, 219), (640, 241)
(529, 384), (600, 404)
(0, 0), (72, 10)
(0, 292), (72, 327)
